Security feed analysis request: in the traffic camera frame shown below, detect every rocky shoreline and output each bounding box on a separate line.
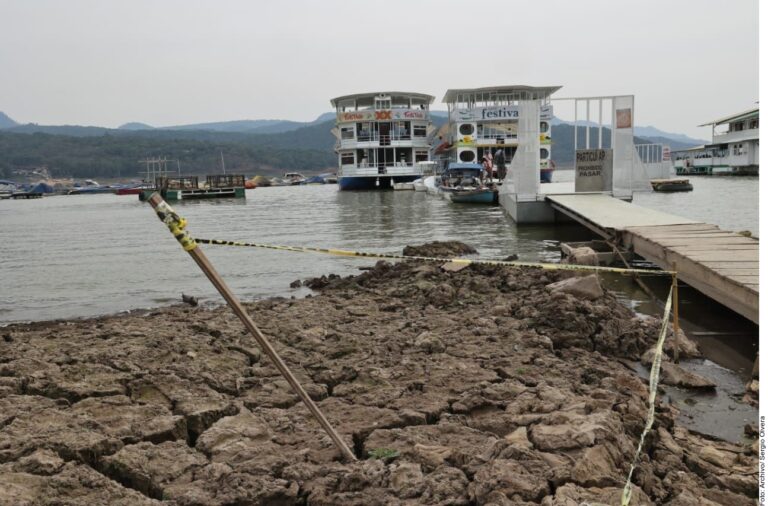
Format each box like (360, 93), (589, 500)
(0, 255), (758, 505)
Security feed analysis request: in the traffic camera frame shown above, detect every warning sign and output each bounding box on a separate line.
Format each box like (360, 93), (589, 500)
(575, 149), (613, 192)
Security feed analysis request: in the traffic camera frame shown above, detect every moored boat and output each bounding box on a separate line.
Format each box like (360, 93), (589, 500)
(282, 173), (306, 185)
(650, 178), (693, 192)
(438, 163), (497, 204)
(331, 92), (435, 190)
(435, 85), (559, 184)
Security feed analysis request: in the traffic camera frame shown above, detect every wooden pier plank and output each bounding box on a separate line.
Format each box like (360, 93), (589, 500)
(545, 195), (758, 323)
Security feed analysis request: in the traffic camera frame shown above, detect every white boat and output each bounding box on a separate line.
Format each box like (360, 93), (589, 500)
(412, 178), (427, 192)
(282, 173), (306, 185)
(330, 92), (435, 190)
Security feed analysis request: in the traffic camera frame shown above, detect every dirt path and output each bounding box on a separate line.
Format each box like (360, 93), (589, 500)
(0, 258), (757, 505)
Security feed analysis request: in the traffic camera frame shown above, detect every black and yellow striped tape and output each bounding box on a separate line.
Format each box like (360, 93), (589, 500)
(192, 237), (675, 277)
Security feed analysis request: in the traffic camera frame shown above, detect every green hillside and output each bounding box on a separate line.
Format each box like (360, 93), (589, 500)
(0, 115), (696, 180)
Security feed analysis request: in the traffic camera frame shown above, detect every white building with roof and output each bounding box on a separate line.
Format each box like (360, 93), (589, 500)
(673, 107), (759, 175)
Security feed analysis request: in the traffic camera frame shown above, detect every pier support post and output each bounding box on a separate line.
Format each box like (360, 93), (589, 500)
(672, 261), (680, 363)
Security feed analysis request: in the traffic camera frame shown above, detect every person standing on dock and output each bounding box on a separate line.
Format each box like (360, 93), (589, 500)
(482, 153), (493, 182)
(493, 149), (507, 181)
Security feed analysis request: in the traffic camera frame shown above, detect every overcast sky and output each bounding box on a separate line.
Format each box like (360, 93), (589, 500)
(0, 0), (758, 138)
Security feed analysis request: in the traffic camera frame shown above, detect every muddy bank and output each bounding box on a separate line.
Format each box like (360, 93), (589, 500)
(0, 259), (757, 505)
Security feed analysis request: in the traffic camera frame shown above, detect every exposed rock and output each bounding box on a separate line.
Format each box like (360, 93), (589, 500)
(564, 246), (599, 266)
(13, 449), (64, 475)
(660, 362), (717, 390)
(414, 331), (446, 354)
(0, 260), (756, 505)
(546, 274), (604, 300)
(403, 241), (477, 258)
(100, 441), (208, 499)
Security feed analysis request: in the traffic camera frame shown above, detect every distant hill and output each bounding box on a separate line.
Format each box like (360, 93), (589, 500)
(0, 109), (700, 179)
(551, 116), (707, 146)
(634, 125), (707, 146)
(118, 122), (154, 130)
(0, 111), (19, 129)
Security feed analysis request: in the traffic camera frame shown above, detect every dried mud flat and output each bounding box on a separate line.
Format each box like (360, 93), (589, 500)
(0, 258), (758, 505)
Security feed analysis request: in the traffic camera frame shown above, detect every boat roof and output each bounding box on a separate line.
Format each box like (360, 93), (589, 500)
(442, 85), (562, 103)
(698, 107), (759, 127)
(447, 162), (483, 171)
(330, 92), (435, 107)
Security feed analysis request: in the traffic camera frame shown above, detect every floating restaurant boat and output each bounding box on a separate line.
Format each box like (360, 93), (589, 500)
(435, 85), (560, 184)
(330, 92), (435, 190)
(138, 174), (246, 201)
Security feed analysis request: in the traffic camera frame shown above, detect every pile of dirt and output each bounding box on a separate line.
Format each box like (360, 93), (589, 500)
(402, 240), (478, 258)
(0, 258), (757, 505)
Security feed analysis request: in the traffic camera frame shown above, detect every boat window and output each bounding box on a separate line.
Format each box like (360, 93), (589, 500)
(540, 121), (548, 133)
(459, 150), (475, 162)
(413, 124), (427, 137)
(341, 127), (355, 140)
(341, 152), (355, 165)
(540, 148), (549, 159)
(459, 123), (474, 135)
(415, 150), (428, 162)
(375, 98), (391, 110)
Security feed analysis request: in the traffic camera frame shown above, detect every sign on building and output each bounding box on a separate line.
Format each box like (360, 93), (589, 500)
(575, 149), (613, 192)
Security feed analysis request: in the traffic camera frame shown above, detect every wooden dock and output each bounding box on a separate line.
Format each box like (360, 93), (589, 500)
(547, 194), (758, 324)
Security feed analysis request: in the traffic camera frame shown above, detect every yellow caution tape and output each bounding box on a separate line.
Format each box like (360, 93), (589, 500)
(154, 201), (197, 251)
(620, 285), (673, 506)
(193, 237), (676, 277)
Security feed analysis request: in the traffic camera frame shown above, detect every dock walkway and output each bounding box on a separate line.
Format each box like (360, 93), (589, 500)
(546, 194), (758, 324)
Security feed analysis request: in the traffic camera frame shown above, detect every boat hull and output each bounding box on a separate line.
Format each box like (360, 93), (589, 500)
(338, 175), (420, 191)
(449, 189), (496, 204)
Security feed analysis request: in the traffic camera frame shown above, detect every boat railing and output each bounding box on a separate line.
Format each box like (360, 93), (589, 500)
(475, 132), (518, 141)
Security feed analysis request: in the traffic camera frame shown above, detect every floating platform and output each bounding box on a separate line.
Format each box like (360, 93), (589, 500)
(546, 194), (758, 323)
(11, 192), (43, 199)
(650, 178), (693, 192)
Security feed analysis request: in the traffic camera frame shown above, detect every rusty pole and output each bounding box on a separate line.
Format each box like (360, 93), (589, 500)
(147, 193), (356, 462)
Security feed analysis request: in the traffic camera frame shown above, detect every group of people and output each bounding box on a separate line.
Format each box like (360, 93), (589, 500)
(481, 149), (507, 182)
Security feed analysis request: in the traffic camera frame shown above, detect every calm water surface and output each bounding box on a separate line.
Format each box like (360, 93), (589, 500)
(0, 175), (757, 324)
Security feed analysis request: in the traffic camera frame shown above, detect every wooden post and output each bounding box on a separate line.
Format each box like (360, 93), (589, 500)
(672, 261), (680, 364)
(147, 193), (357, 462)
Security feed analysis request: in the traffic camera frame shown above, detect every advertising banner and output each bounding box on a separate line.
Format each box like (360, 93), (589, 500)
(337, 110), (427, 122)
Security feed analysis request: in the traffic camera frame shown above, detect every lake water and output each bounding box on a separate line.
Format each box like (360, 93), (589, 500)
(0, 174), (758, 375)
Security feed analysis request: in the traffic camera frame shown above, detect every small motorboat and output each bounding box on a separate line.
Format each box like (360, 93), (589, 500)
(450, 186), (496, 204)
(438, 163), (497, 204)
(650, 178), (693, 192)
(282, 173), (306, 185)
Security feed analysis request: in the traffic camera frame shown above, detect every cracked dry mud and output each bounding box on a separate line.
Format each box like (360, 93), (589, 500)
(0, 258), (758, 505)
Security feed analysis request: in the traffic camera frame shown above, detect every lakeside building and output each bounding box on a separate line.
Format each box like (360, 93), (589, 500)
(673, 107), (759, 175)
(331, 92), (434, 190)
(435, 85), (561, 182)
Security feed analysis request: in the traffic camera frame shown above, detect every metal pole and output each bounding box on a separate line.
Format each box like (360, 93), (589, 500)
(586, 100), (590, 148)
(598, 99), (603, 149)
(147, 194), (357, 462)
(574, 100), (578, 150)
(672, 261), (680, 363)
